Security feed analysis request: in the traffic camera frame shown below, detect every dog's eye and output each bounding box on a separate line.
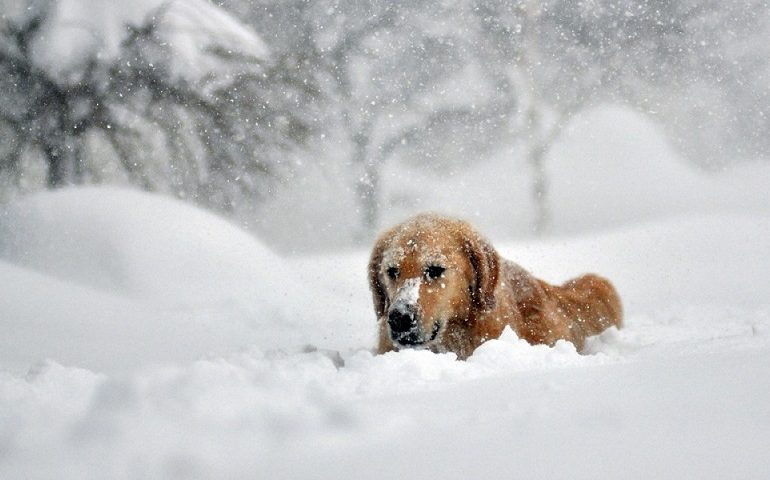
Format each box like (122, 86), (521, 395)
(386, 267), (399, 280)
(425, 265), (445, 281)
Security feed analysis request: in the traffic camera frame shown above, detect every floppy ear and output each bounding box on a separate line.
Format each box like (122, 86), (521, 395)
(368, 236), (389, 319)
(463, 229), (499, 312)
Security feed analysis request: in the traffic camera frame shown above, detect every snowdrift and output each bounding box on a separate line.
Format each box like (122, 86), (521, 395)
(1, 187), (769, 479)
(0, 188), (370, 373)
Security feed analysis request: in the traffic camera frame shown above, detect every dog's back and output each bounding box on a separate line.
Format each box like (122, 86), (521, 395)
(510, 269), (623, 350)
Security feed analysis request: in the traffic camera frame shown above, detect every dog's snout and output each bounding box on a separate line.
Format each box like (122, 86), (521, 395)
(387, 309), (415, 334)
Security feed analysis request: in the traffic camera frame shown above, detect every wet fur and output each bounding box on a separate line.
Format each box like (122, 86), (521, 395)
(369, 214), (623, 359)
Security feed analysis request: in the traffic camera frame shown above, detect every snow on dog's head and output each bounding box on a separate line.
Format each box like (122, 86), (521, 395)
(368, 214), (498, 354)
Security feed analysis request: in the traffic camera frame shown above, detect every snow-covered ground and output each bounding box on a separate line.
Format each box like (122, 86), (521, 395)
(1, 185), (769, 479)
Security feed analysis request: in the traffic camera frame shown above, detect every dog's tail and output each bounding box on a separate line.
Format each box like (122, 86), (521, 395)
(577, 273), (623, 328)
(562, 273), (624, 332)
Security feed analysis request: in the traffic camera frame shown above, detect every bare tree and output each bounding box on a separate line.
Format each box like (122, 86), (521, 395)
(227, 0), (518, 237)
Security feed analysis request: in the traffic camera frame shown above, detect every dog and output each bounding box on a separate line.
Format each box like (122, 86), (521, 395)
(368, 214), (623, 359)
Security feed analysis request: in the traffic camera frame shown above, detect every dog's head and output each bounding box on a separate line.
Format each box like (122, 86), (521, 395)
(368, 214), (499, 350)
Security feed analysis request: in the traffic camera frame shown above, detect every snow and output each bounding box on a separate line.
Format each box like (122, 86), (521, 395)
(1, 183), (769, 478)
(26, 0), (268, 86)
(0, 187), (361, 374)
(29, 0), (164, 83)
(2, 0), (769, 474)
(0, 187), (287, 302)
(155, 0), (270, 83)
(390, 277), (421, 314)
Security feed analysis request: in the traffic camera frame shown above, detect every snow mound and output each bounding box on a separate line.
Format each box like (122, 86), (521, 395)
(468, 326), (608, 370)
(0, 331), (610, 478)
(547, 106), (770, 233)
(0, 186), (289, 303)
(0, 187), (317, 373)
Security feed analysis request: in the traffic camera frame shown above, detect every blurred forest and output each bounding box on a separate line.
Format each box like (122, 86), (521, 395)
(1, 0), (769, 250)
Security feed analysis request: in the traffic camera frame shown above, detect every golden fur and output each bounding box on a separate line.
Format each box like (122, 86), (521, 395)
(369, 214), (623, 359)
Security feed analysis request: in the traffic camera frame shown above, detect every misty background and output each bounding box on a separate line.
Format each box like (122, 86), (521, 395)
(1, 0), (769, 253)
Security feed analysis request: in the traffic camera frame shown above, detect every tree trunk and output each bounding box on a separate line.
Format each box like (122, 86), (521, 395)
(528, 140), (549, 236)
(356, 162), (379, 236)
(524, 106), (548, 236)
(525, 107), (566, 236)
(45, 144), (65, 187)
(353, 129), (379, 239)
(45, 136), (80, 188)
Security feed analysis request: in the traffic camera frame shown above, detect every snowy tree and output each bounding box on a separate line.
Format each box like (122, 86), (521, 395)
(0, 0), (311, 212)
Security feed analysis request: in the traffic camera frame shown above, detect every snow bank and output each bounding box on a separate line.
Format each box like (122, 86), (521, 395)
(0, 187), (287, 302)
(0, 187), (367, 373)
(547, 106), (770, 234)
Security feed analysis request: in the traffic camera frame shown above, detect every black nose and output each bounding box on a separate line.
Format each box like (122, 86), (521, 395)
(388, 310), (415, 334)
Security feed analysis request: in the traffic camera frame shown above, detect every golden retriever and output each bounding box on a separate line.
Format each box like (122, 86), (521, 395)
(369, 214), (623, 359)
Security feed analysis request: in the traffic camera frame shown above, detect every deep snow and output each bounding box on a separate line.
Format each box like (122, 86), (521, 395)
(1, 186), (769, 479)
